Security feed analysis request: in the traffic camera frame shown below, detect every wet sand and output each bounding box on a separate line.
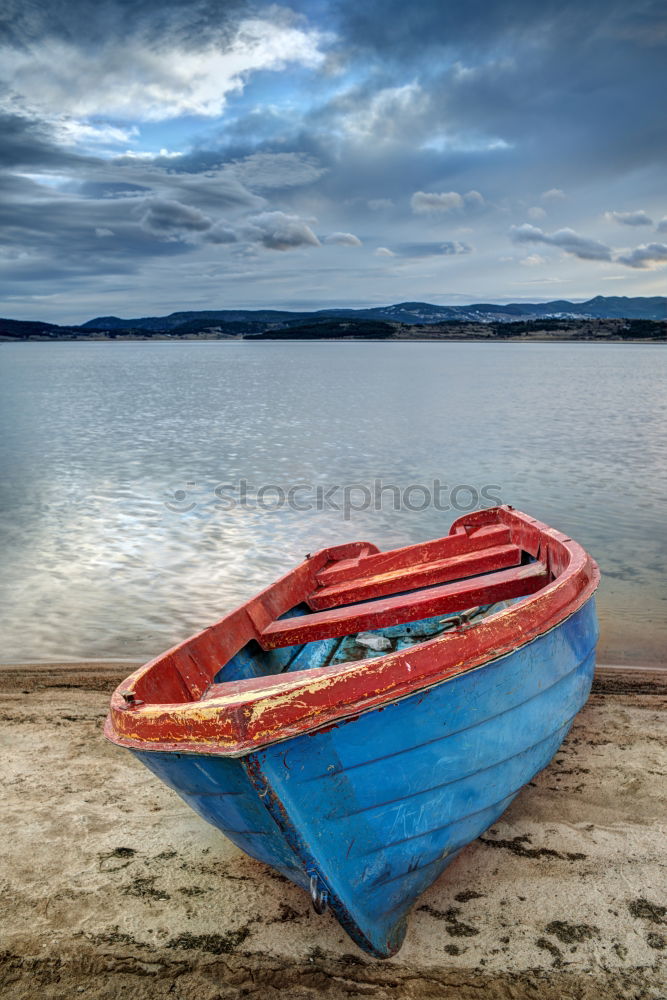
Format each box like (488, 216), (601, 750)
(0, 662), (665, 999)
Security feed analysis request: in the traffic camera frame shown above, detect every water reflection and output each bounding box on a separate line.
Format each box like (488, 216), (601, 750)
(0, 341), (665, 664)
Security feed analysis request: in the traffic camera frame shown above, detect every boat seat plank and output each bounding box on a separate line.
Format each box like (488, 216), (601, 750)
(315, 524), (511, 588)
(308, 543), (521, 610)
(259, 562), (548, 649)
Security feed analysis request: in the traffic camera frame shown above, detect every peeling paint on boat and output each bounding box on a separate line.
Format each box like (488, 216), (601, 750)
(105, 507), (600, 956)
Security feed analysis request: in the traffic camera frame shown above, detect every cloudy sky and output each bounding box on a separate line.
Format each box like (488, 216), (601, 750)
(2, 0), (666, 322)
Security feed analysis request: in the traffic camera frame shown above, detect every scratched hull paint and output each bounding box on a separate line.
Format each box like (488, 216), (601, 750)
(130, 598), (598, 957)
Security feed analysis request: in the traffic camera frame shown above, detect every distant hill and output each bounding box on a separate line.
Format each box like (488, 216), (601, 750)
(249, 319), (396, 340)
(2, 296), (666, 342)
(82, 309), (316, 332)
(249, 318), (666, 343)
(0, 317), (64, 337)
(82, 296), (667, 332)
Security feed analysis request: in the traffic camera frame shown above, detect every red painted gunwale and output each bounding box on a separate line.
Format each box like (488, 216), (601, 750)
(104, 507), (599, 757)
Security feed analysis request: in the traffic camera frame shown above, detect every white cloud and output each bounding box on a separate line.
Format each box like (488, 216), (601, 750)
(243, 211), (320, 251)
(374, 247), (396, 256)
(520, 253), (547, 266)
(510, 223), (612, 261)
(605, 210), (653, 226)
(440, 241), (472, 255)
(617, 243), (667, 268)
(0, 17), (329, 124)
(228, 152), (327, 190)
(410, 189), (485, 215)
(411, 191), (463, 214)
(53, 120), (139, 147)
(420, 133), (511, 154)
(118, 148), (183, 161)
(340, 82), (428, 143)
(323, 232), (362, 246)
(528, 205), (547, 220)
(463, 190), (485, 210)
(95, 228), (114, 238)
(655, 217), (667, 233)
(541, 188), (566, 201)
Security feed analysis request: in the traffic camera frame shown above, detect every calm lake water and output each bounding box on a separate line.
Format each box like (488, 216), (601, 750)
(0, 340), (665, 665)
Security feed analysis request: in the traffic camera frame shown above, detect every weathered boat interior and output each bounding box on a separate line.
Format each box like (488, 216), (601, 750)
(206, 601), (511, 686)
(127, 516), (550, 707)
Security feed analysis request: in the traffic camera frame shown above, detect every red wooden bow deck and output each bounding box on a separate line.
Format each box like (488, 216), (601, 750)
(105, 507), (599, 756)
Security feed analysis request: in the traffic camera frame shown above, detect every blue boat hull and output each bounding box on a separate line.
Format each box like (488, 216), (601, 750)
(132, 597), (598, 957)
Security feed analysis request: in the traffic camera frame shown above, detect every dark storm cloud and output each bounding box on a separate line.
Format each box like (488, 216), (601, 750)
(332, 0), (667, 62)
(0, 119), (326, 305)
(0, 0), (246, 49)
(605, 210), (654, 227)
(1, 0), (666, 318)
(332, 0), (587, 56)
(140, 199), (213, 236)
(176, 0), (664, 217)
(0, 111), (98, 170)
(327, 0), (667, 183)
(0, 216), (189, 288)
(77, 180), (151, 198)
(617, 243), (667, 268)
(0, 171), (48, 199)
(0, 187), (191, 260)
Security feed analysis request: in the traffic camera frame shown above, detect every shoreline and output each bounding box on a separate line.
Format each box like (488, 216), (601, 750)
(2, 335), (666, 344)
(1, 660), (664, 998)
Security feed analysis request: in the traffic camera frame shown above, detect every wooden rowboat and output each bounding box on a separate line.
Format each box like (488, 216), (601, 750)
(105, 506), (600, 957)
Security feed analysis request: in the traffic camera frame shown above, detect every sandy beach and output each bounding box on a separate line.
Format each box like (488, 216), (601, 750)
(1, 661), (665, 999)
